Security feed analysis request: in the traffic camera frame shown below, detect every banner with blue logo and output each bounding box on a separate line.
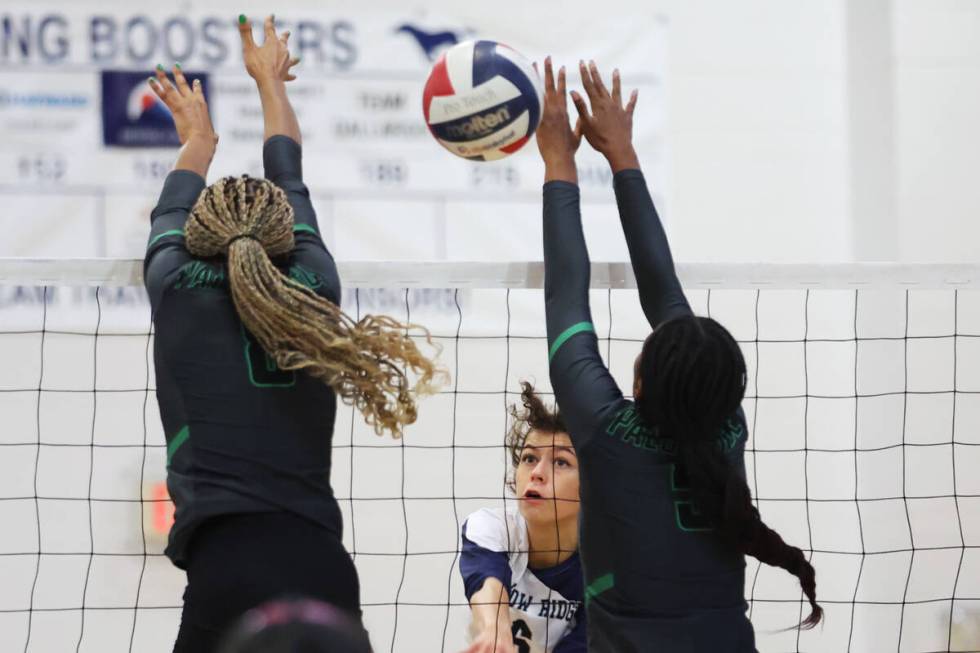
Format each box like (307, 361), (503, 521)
(101, 70), (210, 147)
(0, 3), (668, 264)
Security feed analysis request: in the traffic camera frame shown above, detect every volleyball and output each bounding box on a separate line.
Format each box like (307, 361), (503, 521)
(423, 40), (543, 161)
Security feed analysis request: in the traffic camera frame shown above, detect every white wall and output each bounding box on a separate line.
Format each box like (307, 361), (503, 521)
(665, 0), (850, 263)
(894, 0), (980, 262)
(459, 0), (980, 264)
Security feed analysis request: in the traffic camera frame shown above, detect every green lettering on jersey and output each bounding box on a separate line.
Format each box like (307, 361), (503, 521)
(287, 263), (322, 290)
(604, 406), (744, 455)
(174, 260), (226, 290)
(670, 464), (714, 532)
(605, 405), (676, 454)
(605, 406), (745, 534)
(173, 262), (322, 293)
(715, 418), (745, 453)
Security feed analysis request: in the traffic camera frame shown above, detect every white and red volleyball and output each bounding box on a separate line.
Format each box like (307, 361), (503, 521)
(423, 40), (543, 161)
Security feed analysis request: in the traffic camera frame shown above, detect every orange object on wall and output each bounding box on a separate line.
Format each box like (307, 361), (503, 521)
(151, 482), (175, 534)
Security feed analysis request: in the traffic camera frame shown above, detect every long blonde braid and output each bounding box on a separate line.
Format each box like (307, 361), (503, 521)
(185, 175), (444, 437)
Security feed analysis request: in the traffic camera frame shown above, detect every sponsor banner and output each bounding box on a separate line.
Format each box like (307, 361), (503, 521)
(101, 69), (210, 147)
(0, 3), (669, 263)
(0, 71), (97, 150)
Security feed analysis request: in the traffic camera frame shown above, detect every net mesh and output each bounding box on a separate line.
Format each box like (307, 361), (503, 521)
(1, 261), (979, 653)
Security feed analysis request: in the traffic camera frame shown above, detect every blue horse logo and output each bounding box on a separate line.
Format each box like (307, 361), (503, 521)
(395, 24), (467, 61)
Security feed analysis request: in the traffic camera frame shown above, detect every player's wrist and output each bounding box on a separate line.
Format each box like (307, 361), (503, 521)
(541, 148), (575, 164)
(183, 132), (218, 158)
(543, 158), (578, 184)
(255, 75), (287, 96)
(478, 618), (513, 645)
(605, 146), (639, 173)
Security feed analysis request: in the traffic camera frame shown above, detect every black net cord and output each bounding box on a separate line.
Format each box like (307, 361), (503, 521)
(438, 289), (464, 651)
(75, 287), (102, 652)
(23, 286), (48, 653)
(389, 290), (412, 652)
(898, 291), (915, 651)
(946, 290), (967, 652)
(127, 292), (155, 650)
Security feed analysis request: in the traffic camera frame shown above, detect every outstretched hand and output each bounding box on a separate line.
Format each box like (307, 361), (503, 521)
(148, 64), (217, 148)
(238, 14), (300, 85)
(570, 60), (640, 172)
(535, 57), (582, 183)
(148, 63), (217, 177)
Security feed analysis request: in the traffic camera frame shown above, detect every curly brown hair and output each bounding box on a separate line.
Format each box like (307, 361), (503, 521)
(504, 381), (568, 493)
(184, 175), (445, 438)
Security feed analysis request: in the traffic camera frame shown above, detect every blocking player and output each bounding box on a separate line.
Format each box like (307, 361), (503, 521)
(534, 57), (822, 652)
(144, 15), (440, 652)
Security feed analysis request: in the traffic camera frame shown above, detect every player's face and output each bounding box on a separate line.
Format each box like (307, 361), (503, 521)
(515, 430), (580, 526)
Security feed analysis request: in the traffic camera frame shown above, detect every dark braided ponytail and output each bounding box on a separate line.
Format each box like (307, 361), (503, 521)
(184, 175), (445, 438)
(636, 315), (823, 629)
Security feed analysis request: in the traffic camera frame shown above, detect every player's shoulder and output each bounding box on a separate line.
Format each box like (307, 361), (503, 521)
(463, 507), (524, 544)
(463, 507), (529, 564)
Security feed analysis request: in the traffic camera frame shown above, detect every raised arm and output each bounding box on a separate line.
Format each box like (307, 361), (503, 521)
(238, 14), (301, 144)
(144, 64), (218, 310)
(537, 59), (624, 451)
(572, 61), (691, 328)
(238, 14), (339, 303)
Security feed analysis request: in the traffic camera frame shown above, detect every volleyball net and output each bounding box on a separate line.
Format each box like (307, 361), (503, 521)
(1, 260), (978, 653)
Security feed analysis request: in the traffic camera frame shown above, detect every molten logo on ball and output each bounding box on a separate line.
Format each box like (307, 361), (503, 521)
(423, 40), (542, 161)
(443, 106), (512, 140)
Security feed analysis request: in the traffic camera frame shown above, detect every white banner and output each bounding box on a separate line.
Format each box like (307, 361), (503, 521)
(0, 3), (668, 263)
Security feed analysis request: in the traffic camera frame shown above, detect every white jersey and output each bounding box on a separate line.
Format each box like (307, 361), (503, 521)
(460, 507), (584, 653)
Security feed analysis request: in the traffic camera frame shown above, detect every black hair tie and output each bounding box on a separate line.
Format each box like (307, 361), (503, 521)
(225, 233), (258, 248)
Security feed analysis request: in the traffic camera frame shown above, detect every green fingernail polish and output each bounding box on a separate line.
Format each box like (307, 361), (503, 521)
(175, 62), (182, 69)
(238, 14), (246, 24)
(156, 63), (164, 71)
(147, 77), (155, 83)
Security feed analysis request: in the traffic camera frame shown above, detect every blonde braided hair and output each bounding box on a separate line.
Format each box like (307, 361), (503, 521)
(185, 175), (443, 437)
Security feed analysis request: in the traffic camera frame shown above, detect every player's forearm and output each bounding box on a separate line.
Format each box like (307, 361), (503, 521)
(257, 78), (301, 144)
(543, 181), (591, 345)
(613, 169), (691, 326)
(469, 579), (512, 641)
(172, 135), (215, 179)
